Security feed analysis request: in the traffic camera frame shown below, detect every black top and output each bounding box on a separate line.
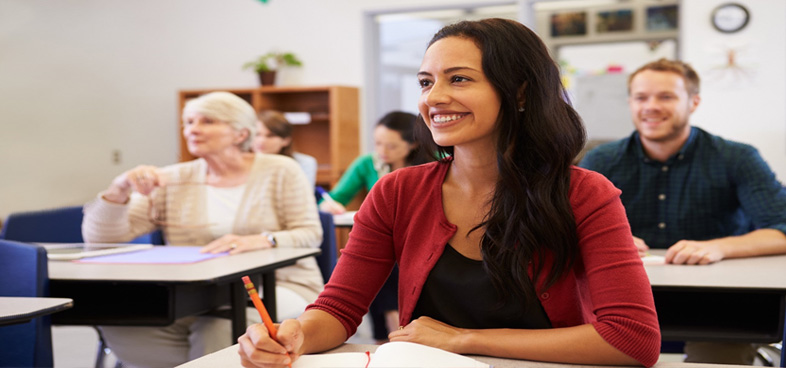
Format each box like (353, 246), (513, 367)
(412, 244), (552, 329)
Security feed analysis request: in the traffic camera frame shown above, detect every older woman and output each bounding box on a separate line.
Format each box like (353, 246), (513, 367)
(82, 91), (323, 368)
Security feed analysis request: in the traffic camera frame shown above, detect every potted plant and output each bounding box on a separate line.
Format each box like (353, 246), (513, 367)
(243, 52), (303, 86)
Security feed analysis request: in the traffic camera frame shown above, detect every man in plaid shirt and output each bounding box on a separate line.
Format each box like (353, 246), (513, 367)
(580, 58), (786, 364)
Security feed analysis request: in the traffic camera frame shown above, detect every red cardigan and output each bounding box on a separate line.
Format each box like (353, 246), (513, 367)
(308, 160), (661, 366)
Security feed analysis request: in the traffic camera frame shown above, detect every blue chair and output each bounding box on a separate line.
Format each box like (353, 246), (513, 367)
(0, 206), (164, 245)
(0, 206), (163, 368)
(0, 239), (53, 367)
(315, 211), (338, 283)
(0, 206), (84, 243)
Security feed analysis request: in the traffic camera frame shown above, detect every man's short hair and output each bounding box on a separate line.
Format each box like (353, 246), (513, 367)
(628, 58), (700, 96)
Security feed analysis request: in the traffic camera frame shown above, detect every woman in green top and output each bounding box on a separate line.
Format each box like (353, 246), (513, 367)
(319, 110), (435, 341)
(319, 111), (435, 214)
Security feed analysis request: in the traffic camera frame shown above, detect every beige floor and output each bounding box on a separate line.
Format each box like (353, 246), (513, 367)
(52, 326), (115, 368)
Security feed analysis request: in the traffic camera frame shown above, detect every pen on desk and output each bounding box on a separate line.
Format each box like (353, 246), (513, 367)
(241, 275), (292, 366)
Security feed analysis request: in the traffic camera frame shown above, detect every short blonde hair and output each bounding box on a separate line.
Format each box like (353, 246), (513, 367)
(628, 58), (700, 96)
(182, 91), (258, 151)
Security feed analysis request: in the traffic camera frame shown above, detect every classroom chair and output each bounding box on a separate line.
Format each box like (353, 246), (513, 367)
(755, 343), (783, 366)
(0, 205), (163, 244)
(0, 206), (84, 243)
(0, 206), (162, 368)
(316, 211), (338, 283)
(0, 239), (53, 367)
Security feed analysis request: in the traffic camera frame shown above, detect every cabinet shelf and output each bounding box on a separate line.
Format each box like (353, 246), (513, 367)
(178, 86), (360, 188)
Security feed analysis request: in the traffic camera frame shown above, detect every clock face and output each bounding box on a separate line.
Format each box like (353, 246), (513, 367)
(712, 3), (750, 33)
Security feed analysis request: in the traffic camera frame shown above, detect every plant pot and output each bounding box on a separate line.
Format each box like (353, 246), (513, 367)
(258, 71), (276, 86)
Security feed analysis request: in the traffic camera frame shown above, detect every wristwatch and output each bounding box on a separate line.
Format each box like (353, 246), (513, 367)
(262, 232), (277, 247)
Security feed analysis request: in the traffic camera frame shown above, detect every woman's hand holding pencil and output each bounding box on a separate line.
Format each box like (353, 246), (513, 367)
(238, 276), (303, 368)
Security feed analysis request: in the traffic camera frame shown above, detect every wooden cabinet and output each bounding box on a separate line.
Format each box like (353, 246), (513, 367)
(178, 86), (360, 187)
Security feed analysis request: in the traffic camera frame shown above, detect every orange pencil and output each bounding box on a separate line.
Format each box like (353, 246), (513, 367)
(241, 275), (291, 366)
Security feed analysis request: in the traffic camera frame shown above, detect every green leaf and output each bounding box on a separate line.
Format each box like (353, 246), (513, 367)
(243, 51), (301, 72)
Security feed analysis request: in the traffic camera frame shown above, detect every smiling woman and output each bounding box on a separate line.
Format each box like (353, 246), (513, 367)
(238, 18), (660, 368)
(416, 37), (501, 152)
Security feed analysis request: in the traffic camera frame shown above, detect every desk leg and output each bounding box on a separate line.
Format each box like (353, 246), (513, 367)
(336, 227), (350, 259)
(231, 281), (246, 341)
(262, 271), (277, 322)
(781, 317), (786, 367)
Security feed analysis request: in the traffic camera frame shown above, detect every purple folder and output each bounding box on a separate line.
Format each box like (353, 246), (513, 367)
(75, 246), (227, 264)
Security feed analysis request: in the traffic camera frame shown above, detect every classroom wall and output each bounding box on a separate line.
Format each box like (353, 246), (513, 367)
(0, 0), (502, 219)
(1, 0), (784, 220)
(680, 0), (786, 184)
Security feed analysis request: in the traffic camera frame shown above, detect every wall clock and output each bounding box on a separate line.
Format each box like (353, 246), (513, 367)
(711, 3), (750, 33)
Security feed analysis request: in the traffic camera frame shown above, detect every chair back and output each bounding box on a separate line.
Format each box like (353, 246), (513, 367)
(126, 229), (166, 245)
(0, 239), (53, 367)
(0, 206), (84, 243)
(0, 206), (164, 245)
(316, 211), (338, 283)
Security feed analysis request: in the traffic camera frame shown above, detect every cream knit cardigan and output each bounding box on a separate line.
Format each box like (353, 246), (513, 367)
(82, 153), (324, 301)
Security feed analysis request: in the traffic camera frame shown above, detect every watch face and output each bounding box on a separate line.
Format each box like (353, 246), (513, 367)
(712, 3), (750, 33)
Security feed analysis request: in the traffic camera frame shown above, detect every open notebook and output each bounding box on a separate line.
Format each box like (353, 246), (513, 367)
(294, 341), (489, 368)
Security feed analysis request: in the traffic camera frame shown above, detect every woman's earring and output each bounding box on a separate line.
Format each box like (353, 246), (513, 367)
(518, 106), (525, 112)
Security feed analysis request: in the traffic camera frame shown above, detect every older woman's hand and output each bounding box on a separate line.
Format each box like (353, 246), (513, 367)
(201, 234), (274, 255)
(103, 165), (165, 204)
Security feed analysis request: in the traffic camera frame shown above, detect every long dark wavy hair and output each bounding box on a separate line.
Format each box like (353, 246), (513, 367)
(415, 18), (586, 306)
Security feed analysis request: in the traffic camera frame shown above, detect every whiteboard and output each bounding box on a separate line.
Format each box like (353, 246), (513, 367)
(573, 73), (633, 141)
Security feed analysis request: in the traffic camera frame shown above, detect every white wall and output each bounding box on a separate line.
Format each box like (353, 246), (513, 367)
(0, 0), (503, 219)
(1, 0), (784, 220)
(681, 0), (786, 182)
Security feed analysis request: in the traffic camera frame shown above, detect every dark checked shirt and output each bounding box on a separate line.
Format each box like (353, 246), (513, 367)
(579, 127), (786, 249)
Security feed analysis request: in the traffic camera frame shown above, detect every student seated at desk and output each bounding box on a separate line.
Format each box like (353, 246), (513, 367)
(579, 59), (786, 364)
(253, 110), (318, 188)
(579, 58), (786, 266)
(317, 110), (435, 215)
(82, 91), (323, 368)
(318, 110), (436, 343)
(238, 18), (660, 368)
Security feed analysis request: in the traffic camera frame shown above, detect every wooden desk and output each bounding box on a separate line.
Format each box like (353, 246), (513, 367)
(48, 247), (319, 340)
(645, 250), (786, 367)
(175, 343), (745, 368)
(0, 297), (73, 326)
